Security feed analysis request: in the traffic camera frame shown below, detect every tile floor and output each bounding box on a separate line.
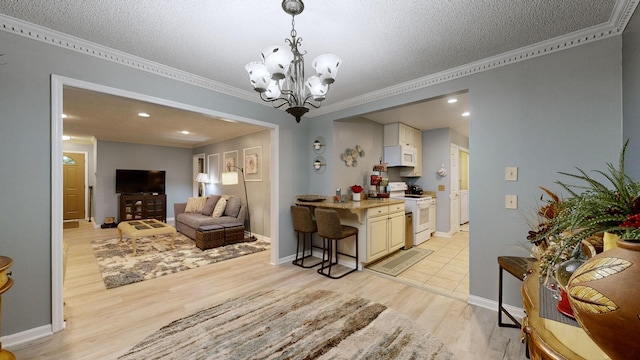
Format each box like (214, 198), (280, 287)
(393, 230), (469, 300)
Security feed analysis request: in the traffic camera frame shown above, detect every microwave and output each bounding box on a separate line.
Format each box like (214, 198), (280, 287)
(384, 145), (417, 167)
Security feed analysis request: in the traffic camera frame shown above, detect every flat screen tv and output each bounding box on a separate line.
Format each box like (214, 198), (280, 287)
(116, 169), (166, 194)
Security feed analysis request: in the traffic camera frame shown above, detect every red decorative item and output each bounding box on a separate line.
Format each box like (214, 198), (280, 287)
(350, 185), (363, 193)
(557, 288), (575, 319)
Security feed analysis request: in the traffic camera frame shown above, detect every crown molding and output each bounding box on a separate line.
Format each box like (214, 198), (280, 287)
(1, 0), (637, 118)
(0, 13), (258, 103)
(313, 0), (639, 117)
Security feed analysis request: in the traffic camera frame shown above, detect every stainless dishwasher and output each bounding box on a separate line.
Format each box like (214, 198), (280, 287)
(404, 211), (414, 249)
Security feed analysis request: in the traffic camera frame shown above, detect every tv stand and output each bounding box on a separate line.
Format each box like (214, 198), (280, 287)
(119, 194), (166, 223)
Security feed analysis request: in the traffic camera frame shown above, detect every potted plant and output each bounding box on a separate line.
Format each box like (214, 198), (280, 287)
(527, 140), (640, 359)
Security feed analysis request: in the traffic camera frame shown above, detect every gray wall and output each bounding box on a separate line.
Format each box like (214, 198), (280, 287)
(194, 129), (271, 237)
(95, 141), (194, 222)
(309, 37), (624, 308)
(332, 118), (384, 194)
(624, 10), (640, 178)
(1, 14), (638, 339)
(0, 28), (302, 336)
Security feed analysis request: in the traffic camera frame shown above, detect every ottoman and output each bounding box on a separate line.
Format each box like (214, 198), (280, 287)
(195, 225), (225, 250)
(221, 223), (245, 245)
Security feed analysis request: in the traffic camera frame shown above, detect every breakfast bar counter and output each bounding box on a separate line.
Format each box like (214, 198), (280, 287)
(294, 195), (404, 224)
(295, 195), (406, 267)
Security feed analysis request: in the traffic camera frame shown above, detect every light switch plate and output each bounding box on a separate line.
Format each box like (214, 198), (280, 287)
(505, 194), (518, 209)
(505, 167), (518, 181)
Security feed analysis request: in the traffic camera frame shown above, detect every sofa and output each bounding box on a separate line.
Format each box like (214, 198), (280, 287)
(174, 195), (246, 240)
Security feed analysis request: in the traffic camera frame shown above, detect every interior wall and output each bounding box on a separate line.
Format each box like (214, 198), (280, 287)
(332, 118), (384, 195)
(0, 28), (299, 337)
(194, 129), (271, 237)
(623, 9), (640, 177)
(312, 36), (624, 308)
(95, 141), (194, 222)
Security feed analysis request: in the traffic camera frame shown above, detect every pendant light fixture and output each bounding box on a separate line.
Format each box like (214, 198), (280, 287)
(245, 0), (341, 123)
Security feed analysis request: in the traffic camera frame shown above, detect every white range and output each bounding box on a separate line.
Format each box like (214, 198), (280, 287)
(388, 182), (435, 246)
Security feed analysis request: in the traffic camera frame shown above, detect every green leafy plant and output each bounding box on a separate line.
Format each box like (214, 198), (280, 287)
(528, 140), (640, 279)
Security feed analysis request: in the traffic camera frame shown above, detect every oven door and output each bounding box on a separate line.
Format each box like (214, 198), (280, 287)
(415, 199), (431, 233)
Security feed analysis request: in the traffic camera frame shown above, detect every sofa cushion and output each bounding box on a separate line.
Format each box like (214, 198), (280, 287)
(212, 197), (227, 218)
(223, 196), (242, 218)
(177, 212), (239, 229)
(201, 195), (221, 216)
(185, 197), (207, 213)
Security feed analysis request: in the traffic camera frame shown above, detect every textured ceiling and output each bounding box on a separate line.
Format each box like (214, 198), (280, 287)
(0, 0), (632, 145)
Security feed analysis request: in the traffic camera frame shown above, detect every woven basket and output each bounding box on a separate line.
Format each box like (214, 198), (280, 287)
(223, 223), (245, 245)
(195, 226), (224, 250)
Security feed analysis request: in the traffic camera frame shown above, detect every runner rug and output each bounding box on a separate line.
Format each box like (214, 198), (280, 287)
(118, 288), (455, 360)
(367, 248), (434, 277)
(92, 233), (270, 289)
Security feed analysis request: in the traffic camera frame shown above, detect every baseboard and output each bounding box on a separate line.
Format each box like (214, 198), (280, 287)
(2, 324), (54, 349)
(434, 231), (452, 238)
(468, 295), (525, 320)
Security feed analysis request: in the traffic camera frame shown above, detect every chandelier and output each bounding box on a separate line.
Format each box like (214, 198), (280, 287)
(245, 0), (341, 123)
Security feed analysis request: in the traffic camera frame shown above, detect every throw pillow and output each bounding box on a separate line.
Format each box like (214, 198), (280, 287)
(185, 197), (207, 213)
(223, 196), (242, 218)
(212, 197), (227, 218)
(201, 195), (221, 216)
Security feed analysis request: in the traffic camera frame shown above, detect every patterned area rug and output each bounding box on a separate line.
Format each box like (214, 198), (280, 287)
(118, 288), (455, 360)
(92, 233), (270, 289)
(367, 248), (434, 277)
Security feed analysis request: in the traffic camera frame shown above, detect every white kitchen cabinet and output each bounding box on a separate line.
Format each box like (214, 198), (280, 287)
(384, 123), (415, 147)
(366, 204), (405, 263)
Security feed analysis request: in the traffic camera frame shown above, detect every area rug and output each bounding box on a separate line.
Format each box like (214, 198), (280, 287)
(367, 248), (433, 277)
(118, 288), (455, 360)
(92, 233), (270, 289)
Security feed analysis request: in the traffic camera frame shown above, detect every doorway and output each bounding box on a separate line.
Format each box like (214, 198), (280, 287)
(51, 75), (280, 333)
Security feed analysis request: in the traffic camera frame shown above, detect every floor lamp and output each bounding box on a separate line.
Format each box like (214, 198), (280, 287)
(221, 166), (256, 240)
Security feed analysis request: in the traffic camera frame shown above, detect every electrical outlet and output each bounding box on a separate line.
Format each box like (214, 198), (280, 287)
(505, 167), (518, 181)
(505, 194), (518, 209)
(438, 185), (445, 191)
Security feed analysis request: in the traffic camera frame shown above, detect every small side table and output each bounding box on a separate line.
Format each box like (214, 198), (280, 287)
(0, 256), (16, 360)
(497, 256), (535, 328)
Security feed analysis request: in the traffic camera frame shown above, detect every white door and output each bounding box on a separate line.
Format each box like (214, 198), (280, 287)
(450, 144), (460, 233)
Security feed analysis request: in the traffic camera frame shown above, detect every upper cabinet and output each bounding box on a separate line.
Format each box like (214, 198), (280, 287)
(384, 123), (415, 147)
(384, 123), (422, 177)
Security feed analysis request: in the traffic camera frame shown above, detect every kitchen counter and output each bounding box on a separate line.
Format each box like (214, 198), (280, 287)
(295, 195), (404, 223)
(294, 195), (407, 268)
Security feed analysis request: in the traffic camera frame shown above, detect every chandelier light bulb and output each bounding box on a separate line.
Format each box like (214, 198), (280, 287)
(245, 62), (270, 92)
(312, 54), (341, 84)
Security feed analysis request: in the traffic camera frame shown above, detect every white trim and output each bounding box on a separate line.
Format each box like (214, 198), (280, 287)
(468, 295), (526, 321)
(50, 74), (280, 338)
(51, 76), (65, 333)
(2, 1), (638, 117)
(1, 324), (54, 349)
(434, 231), (452, 238)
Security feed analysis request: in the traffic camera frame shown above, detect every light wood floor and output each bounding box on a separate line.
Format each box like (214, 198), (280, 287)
(10, 221), (526, 359)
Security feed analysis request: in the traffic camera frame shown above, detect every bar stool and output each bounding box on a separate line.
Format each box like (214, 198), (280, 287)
(498, 256), (536, 328)
(290, 205), (322, 268)
(315, 208), (359, 279)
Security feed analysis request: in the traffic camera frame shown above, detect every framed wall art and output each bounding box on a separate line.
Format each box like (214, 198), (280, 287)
(223, 150), (238, 173)
(207, 153), (220, 183)
(243, 146), (262, 181)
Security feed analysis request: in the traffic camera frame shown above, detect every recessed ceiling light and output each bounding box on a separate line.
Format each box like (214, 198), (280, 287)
(62, 135), (71, 141)
(61, 114), (68, 118)
(138, 112), (150, 117)
(181, 130), (190, 135)
(447, 98), (458, 104)
(461, 112), (470, 117)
